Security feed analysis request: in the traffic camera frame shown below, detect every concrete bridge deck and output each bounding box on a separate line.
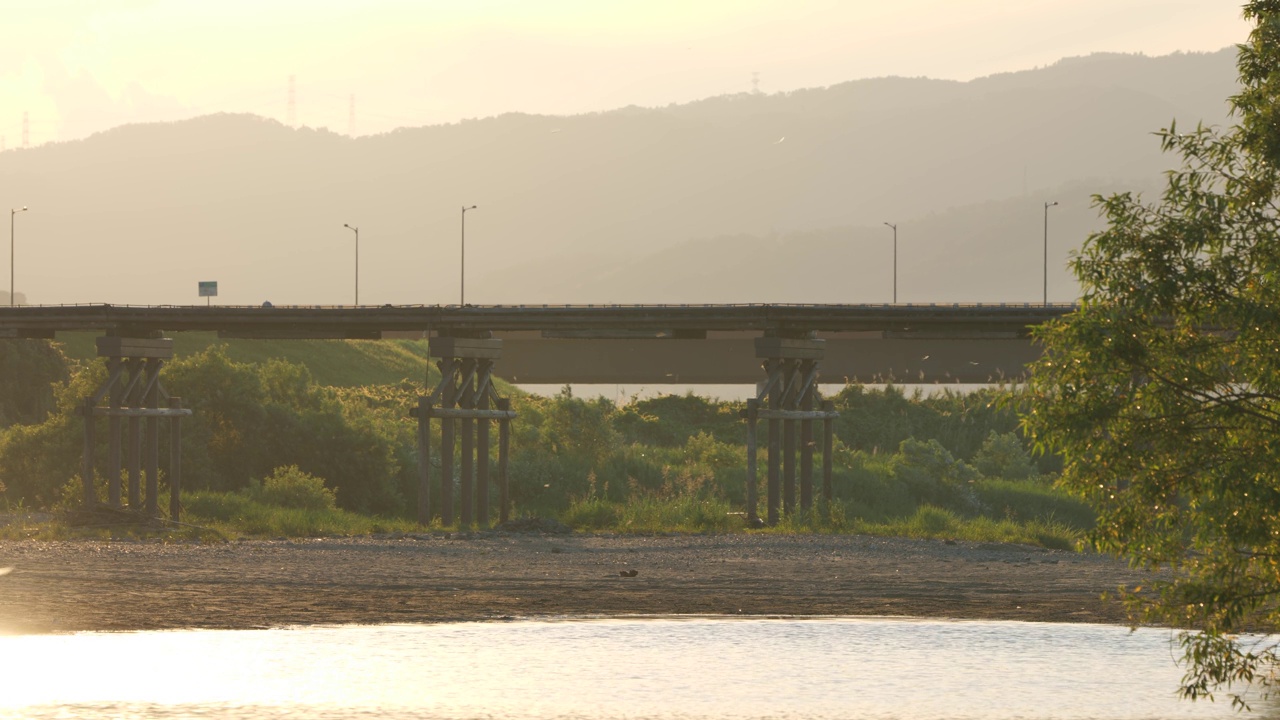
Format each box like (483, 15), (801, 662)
(0, 303), (1075, 384)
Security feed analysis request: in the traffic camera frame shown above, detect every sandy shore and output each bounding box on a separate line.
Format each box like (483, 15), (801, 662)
(0, 532), (1154, 634)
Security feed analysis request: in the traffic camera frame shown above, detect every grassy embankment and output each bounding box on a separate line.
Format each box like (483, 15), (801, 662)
(55, 331), (434, 387)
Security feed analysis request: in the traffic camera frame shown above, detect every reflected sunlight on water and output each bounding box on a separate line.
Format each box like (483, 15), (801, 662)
(0, 617), (1270, 720)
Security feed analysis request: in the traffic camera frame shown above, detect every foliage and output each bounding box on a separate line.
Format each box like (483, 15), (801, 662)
(612, 393), (743, 447)
(182, 489), (417, 537)
(248, 465), (338, 511)
(1025, 5), (1280, 708)
(562, 495), (742, 533)
(854, 506), (1080, 550)
(162, 347), (409, 514)
(890, 438), (982, 514)
(0, 346), (414, 515)
(973, 431), (1037, 480)
(973, 478), (1095, 530)
(1, 329), (1079, 549)
(0, 364), (102, 508)
(556, 495), (1081, 548)
(831, 384), (1054, 473)
(54, 333), (438, 388)
(828, 450), (916, 521)
(0, 340), (69, 428)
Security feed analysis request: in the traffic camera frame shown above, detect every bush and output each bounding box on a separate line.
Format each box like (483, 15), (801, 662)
(973, 431), (1036, 480)
(612, 393), (743, 448)
(250, 465), (337, 511)
(891, 438), (982, 514)
(832, 455), (916, 522)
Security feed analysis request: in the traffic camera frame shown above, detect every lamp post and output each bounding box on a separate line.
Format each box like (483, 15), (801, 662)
(883, 222), (897, 304)
(343, 223), (359, 305)
(1043, 201), (1058, 306)
(461, 204), (477, 305)
(10, 206), (27, 307)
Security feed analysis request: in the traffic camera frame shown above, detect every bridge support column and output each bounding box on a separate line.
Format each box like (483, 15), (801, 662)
(742, 334), (838, 526)
(412, 335), (515, 528)
(80, 336), (192, 519)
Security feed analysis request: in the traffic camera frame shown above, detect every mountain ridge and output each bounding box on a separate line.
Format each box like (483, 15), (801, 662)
(0, 48), (1238, 306)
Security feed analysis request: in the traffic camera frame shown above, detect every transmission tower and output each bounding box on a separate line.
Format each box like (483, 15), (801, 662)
(348, 94), (355, 136)
(287, 75), (297, 126)
(22, 112), (29, 148)
(752, 72), (761, 95)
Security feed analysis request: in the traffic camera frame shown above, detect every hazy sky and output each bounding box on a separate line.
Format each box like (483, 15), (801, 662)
(1, 0), (1250, 147)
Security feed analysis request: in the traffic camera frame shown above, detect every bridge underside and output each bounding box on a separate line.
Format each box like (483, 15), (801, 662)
(492, 333), (1039, 385)
(1, 304), (1056, 384)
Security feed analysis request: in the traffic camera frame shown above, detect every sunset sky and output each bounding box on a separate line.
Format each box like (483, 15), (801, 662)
(1, 0), (1250, 147)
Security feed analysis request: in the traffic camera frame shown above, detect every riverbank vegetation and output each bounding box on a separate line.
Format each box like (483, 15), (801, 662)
(0, 338), (1087, 547)
(1026, 4), (1280, 707)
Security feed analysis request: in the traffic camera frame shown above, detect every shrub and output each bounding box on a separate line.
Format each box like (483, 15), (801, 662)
(891, 438), (982, 514)
(251, 465), (337, 511)
(973, 431), (1036, 480)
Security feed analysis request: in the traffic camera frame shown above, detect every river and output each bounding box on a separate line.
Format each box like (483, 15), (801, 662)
(1, 617), (1271, 719)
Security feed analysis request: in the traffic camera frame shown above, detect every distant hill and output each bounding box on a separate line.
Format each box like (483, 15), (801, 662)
(0, 49), (1238, 306)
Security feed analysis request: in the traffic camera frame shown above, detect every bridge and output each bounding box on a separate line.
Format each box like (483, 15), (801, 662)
(1, 302), (1075, 527)
(0, 302), (1074, 384)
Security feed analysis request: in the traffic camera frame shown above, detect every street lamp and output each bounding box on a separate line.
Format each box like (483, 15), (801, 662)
(343, 223), (359, 305)
(10, 205), (27, 307)
(461, 204), (477, 305)
(883, 222), (897, 304)
(1043, 201), (1058, 306)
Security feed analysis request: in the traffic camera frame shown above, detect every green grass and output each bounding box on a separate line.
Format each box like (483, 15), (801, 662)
(975, 478), (1095, 529)
(558, 496), (1082, 549)
(56, 332), (434, 387)
(853, 505), (1081, 550)
(182, 490), (421, 537)
(562, 496), (745, 533)
(0, 498), (1082, 549)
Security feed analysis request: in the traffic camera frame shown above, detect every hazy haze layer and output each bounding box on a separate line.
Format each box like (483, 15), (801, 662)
(0, 49), (1238, 306)
(1, 1), (1248, 146)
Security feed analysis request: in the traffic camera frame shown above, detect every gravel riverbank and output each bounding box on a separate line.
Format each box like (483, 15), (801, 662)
(0, 532), (1154, 634)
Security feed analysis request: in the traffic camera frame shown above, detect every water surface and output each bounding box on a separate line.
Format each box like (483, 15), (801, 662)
(0, 617), (1268, 719)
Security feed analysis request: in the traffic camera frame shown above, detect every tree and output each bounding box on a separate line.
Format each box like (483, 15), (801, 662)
(0, 340), (69, 428)
(1024, 3), (1280, 708)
